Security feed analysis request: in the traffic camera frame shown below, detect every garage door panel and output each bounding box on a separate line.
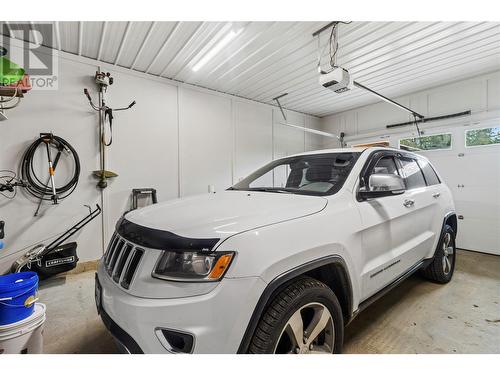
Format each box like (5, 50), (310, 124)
(455, 152), (500, 184)
(457, 217), (500, 254)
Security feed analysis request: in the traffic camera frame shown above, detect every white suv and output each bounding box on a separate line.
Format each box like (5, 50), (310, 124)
(95, 147), (457, 354)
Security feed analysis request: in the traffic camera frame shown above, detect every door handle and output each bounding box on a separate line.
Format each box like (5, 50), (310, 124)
(403, 199), (415, 208)
(432, 193), (441, 198)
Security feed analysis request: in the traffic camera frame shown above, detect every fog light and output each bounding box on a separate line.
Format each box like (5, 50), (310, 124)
(155, 328), (194, 353)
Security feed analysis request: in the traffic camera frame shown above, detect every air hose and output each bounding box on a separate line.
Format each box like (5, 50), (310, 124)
(21, 134), (81, 202)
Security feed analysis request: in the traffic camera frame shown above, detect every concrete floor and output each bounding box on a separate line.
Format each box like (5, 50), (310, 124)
(38, 249), (500, 354)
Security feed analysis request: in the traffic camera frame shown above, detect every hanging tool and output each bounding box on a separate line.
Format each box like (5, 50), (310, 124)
(21, 133), (80, 214)
(33, 134), (69, 215)
(84, 68), (136, 189)
(41, 133), (58, 204)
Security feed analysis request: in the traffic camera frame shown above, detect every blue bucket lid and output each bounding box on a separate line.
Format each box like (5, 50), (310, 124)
(0, 272), (39, 294)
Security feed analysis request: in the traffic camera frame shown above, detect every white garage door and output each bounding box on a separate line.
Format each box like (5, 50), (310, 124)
(347, 120), (500, 255)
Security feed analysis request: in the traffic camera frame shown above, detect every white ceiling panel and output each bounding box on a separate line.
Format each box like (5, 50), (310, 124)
(160, 22), (227, 78)
(145, 21), (203, 75)
(2, 21), (499, 117)
(80, 21), (104, 59)
(116, 21), (154, 67)
(130, 22), (178, 72)
(174, 21), (274, 83)
(59, 21), (79, 54)
(192, 22), (302, 87)
(99, 21), (128, 64)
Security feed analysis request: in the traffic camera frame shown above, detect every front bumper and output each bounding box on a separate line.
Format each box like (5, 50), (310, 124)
(96, 261), (266, 353)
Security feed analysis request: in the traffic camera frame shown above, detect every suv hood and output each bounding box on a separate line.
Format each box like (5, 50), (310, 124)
(124, 190), (327, 241)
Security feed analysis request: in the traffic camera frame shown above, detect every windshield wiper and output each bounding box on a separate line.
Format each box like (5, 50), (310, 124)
(228, 187), (295, 194)
(244, 187), (293, 194)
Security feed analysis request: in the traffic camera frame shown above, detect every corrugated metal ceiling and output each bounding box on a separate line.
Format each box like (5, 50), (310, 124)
(2, 21), (499, 117)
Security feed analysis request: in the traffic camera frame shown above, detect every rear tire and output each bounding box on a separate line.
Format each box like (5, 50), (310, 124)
(422, 224), (456, 284)
(249, 277), (344, 354)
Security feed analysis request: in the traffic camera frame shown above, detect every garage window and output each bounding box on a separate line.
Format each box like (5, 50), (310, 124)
(465, 126), (500, 147)
(399, 133), (452, 151)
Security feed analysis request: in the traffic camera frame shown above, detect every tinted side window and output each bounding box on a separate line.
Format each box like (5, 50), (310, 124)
(417, 159), (441, 186)
(399, 157), (426, 189)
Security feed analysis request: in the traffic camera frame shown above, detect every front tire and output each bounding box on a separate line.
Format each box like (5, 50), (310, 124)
(422, 224), (456, 283)
(249, 277), (344, 354)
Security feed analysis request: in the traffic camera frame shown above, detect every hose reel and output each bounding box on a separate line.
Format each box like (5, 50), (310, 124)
(21, 133), (80, 214)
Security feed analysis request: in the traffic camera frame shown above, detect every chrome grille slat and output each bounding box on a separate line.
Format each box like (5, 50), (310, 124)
(104, 232), (144, 289)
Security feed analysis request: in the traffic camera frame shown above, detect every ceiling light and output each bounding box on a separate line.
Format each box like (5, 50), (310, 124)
(192, 28), (243, 72)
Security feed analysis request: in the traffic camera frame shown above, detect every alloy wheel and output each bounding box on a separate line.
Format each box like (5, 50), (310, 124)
(274, 302), (334, 354)
(442, 232), (454, 275)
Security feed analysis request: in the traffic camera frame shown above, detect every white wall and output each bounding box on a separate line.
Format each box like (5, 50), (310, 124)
(0, 48), (322, 273)
(179, 87), (233, 196)
(0, 58), (103, 274)
(233, 100), (273, 182)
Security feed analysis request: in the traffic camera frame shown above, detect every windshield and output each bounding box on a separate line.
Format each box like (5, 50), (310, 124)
(230, 152), (360, 196)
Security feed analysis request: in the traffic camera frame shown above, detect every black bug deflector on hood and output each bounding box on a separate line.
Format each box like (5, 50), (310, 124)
(116, 217), (220, 251)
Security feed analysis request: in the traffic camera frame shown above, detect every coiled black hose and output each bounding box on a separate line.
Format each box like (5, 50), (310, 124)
(21, 135), (80, 201)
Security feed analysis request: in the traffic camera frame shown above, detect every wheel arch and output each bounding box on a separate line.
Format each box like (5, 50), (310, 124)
(444, 212), (458, 237)
(237, 255), (353, 353)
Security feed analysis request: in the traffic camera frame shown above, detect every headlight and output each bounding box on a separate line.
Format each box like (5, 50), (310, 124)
(152, 251), (234, 282)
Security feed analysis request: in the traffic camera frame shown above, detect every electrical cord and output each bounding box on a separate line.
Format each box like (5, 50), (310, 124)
(329, 23), (338, 68)
(0, 170), (21, 199)
(21, 135), (81, 201)
(317, 21), (352, 74)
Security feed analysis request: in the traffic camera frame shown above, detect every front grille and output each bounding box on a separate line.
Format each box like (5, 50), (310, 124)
(103, 233), (144, 289)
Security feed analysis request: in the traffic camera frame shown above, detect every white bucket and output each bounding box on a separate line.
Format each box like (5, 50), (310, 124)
(0, 303), (46, 354)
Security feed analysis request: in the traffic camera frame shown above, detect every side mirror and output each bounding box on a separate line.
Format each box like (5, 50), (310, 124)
(359, 173), (405, 200)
